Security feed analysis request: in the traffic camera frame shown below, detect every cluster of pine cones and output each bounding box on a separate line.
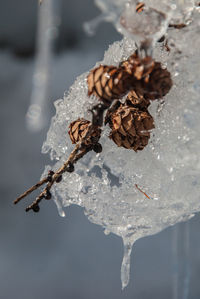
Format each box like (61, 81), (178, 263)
(68, 51), (172, 152)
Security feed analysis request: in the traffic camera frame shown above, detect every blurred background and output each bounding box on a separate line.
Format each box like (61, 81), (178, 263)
(1, 0), (200, 298)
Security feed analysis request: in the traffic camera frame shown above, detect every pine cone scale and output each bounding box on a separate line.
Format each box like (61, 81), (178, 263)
(94, 66), (105, 82)
(104, 85), (112, 98)
(87, 72), (94, 96)
(95, 80), (104, 98)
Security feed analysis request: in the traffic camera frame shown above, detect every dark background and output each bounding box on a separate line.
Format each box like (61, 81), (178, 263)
(1, 1), (200, 298)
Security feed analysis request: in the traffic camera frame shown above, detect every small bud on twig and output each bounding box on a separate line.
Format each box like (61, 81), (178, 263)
(45, 190), (52, 200)
(30, 204), (40, 213)
(66, 162), (74, 173)
(47, 170), (55, 182)
(56, 175), (63, 183)
(93, 143), (102, 153)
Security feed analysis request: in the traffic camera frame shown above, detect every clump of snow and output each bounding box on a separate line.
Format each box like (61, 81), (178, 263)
(42, 1), (200, 289)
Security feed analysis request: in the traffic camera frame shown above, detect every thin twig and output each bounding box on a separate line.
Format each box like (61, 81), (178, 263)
(73, 146), (92, 164)
(14, 122), (101, 212)
(14, 177), (48, 204)
(135, 184), (151, 199)
(169, 23), (186, 29)
(25, 144), (92, 212)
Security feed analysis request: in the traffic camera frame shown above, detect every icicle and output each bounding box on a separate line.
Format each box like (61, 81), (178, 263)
(121, 238), (133, 290)
(172, 222), (190, 299)
(54, 196), (66, 217)
(52, 188), (66, 217)
(84, 0), (129, 36)
(26, 0), (60, 131)
(84, 13), (110, 36)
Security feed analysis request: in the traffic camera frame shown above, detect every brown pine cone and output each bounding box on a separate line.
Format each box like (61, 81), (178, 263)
(68, 118), (101, 145)
(142, 62), (172, 100)
(125, 90), (150, 110)
(87, 65), (130, 105)
(106, 103), (154, 151)
(120, 51), (155, 80)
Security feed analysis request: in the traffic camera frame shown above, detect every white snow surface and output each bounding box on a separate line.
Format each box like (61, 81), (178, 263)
(42, 1), (200, 289)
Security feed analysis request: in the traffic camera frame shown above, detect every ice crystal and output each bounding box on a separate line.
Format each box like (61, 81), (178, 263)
(42, 1), (200, 289)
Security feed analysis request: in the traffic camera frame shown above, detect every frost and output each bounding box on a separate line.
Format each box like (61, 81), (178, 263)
(42, 1), (200, 289)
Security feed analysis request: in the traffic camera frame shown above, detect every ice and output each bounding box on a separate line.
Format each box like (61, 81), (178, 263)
(26, 0), (59, 132)
(172, 223), (190, 299)
(42, 1), (200, 289)
(84, 0), (196, 44)
(118, 1), (172, 47)
(84, 0), (128, 35)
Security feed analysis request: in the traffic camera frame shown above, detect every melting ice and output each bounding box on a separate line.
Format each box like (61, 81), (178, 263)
(42, 1), (200, 289)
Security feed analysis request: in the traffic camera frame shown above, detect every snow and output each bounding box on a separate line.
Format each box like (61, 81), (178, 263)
(42, 1), (200, 289)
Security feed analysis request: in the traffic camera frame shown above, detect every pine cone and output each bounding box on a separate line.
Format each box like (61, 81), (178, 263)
(68, 118), (101, 145)
(142, 62), (172, 100)
(107, 103), (154, 151)
(87, 65), (130, 105)
(120, 51), (155, 80)
(125, 90), (150, 110)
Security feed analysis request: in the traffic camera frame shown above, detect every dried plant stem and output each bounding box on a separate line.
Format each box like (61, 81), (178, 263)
(73, 146), (92, 164)
(25, 143), (81, 212)
(135, 184), (151, 199)
(14, 177), (48, 205)
(14, 124), (97, 212)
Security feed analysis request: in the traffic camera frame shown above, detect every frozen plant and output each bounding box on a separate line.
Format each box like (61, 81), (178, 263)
(15, 0), (200, 289)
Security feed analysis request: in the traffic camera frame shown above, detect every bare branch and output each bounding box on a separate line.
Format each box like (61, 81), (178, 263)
(14, 177), (48, 205)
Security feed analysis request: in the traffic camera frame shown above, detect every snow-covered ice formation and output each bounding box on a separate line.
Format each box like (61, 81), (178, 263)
(42, 0), (200, 289)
